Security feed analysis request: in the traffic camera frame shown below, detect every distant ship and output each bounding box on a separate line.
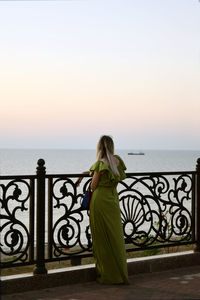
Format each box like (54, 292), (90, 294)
(128, 152), (145, 155)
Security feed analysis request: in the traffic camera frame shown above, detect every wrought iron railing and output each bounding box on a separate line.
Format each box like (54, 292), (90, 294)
(1, 158), (200, 274)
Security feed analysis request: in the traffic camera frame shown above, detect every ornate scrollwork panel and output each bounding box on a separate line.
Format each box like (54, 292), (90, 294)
(118, 173), (193, 249)
(0, 178), (34, 266)
(49, 177), (92, 258)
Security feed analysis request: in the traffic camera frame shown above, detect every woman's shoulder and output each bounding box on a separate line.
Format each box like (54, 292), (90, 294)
(90, 160), (109, 173)
(114, 155), (126, 170)
(114, 154), (123, 163)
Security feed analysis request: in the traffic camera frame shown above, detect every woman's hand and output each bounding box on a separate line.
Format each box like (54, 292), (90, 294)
(75, 177), (82, 186)
(75, 171), (90, 186)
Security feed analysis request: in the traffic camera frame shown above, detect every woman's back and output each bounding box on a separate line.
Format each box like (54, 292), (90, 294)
(90, 155), (126, 187)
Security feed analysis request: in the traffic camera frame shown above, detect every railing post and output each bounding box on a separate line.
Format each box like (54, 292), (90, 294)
(195, 158), (200, 252)
(33, 159), (47, 274)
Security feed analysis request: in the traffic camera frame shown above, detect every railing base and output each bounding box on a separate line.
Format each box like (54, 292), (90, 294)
(33, 266), (48, 275)
(194, 245), (200, 252)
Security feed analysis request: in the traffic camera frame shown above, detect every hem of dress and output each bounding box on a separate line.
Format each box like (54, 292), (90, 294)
(96, 277), (130, 285)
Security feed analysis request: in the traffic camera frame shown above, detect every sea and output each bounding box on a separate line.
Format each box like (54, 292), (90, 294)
(0, 149), (200, 175)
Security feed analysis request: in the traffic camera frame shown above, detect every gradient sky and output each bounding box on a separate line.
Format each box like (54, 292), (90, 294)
(0, 0), (200, 149)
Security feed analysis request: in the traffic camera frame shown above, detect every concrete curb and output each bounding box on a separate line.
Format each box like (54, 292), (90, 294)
(127, 251), (200, 274)
(1, 251), (200, 295)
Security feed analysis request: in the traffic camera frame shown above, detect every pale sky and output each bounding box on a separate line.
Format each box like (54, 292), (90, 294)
(0, 0), (200, 149)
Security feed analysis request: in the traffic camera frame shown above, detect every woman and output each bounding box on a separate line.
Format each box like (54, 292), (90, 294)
(79, 135), (129, 284)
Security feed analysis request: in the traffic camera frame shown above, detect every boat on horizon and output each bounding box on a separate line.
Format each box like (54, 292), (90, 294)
(128, 152), (145, 155)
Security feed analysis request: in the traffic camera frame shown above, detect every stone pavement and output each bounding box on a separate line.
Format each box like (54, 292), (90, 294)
(2, 265), (200, 300)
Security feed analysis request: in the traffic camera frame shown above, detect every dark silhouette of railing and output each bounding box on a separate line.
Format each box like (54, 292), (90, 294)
(1, 158), (200, 274)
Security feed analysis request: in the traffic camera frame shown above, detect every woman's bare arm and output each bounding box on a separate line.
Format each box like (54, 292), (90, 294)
(91, 171), (103, 191)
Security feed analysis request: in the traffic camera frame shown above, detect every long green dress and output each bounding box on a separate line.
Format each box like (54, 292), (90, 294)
(89, 155), (129, 285)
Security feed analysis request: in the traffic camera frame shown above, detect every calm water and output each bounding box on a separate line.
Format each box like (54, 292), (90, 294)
(0, 149), (200, 175)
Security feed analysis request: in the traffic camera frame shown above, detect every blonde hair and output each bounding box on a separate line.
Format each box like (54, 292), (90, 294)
(96, 135), (119, 176)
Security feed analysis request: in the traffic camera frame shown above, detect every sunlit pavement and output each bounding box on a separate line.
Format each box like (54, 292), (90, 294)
(2, 265), (200, 300)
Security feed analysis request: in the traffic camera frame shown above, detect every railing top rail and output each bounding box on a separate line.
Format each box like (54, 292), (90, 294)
(46, 173), (91, 179)
(0, 170), (196, 180)
(45, 170), (196, 179)
(126, 170), (196, 176)
(0, 175), (36, 180)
